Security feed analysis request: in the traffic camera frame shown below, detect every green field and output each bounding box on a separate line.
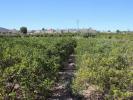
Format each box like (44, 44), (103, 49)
(73, 34), (133, 99)
(0, 34), (133, 99)
(0, 37), (76, 99)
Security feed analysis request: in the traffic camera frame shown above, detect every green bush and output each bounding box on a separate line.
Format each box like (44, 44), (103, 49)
(0, 37), (76, 99)
(72, 37), (133, 99)
(82, 33), (96, 38)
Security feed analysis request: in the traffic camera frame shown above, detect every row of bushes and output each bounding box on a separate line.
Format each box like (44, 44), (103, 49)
(72, 37), (133, 99)
(0, 37), (76, 99)
(0, 32), (97, 38)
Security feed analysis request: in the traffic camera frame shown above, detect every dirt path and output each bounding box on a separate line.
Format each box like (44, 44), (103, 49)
(47, 54), (81, 100)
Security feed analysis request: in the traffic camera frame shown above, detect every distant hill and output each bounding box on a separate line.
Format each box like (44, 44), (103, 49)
(0, 27), (10, 32)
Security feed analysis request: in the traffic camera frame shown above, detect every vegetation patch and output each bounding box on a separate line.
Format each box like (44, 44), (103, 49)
(0, 37), (76, 99)
(72, 35), (133, 99)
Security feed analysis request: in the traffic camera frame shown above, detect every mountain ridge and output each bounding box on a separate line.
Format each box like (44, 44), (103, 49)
(0, 27), (10, 32)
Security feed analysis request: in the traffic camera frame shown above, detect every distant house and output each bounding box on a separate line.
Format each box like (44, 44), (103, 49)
(28, 30), (36, 34)
(44, 29), (55, 33)
(34, 30), (42, 34)
(10, 29), (18, 34)
(69, 29), (78, 33)
(55, 29), (62, 33)
(80, 28), (97, 34)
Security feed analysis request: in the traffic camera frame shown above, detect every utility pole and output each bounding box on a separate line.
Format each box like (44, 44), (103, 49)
(76, 19), (80, 33)
(76, 19), (79, 30)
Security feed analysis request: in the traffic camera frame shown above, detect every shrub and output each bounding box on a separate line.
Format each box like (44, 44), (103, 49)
(72, 37), (133, 99)
(0, 37), (77, 99)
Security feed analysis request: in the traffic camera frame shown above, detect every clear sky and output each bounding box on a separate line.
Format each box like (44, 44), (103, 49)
(0, 0), (133, 31)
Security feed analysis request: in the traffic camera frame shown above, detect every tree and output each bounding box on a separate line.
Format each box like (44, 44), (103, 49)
(108, 30), (111, 33)
(116, 30), (120, 33)
(20, 27), (27, 34)
(42, 28), (45, 31)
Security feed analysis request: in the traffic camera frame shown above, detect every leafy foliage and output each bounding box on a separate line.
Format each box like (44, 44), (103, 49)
(20, 27), (27, 34)
(0, 37), (76, 99)
(72, 36), (133, 99)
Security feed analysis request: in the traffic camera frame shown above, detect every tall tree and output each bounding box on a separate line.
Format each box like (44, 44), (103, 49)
(116, 30), (120, 33)
(42, 28), (45, 31)
(20, 27), (27, 34)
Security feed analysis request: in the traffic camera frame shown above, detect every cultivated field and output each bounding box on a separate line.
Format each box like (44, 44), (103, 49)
(0, 34), (133, 99)
(73, 34), (133, 99)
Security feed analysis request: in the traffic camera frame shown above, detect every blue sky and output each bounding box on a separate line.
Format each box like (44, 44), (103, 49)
(0, 0), (133, 31)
